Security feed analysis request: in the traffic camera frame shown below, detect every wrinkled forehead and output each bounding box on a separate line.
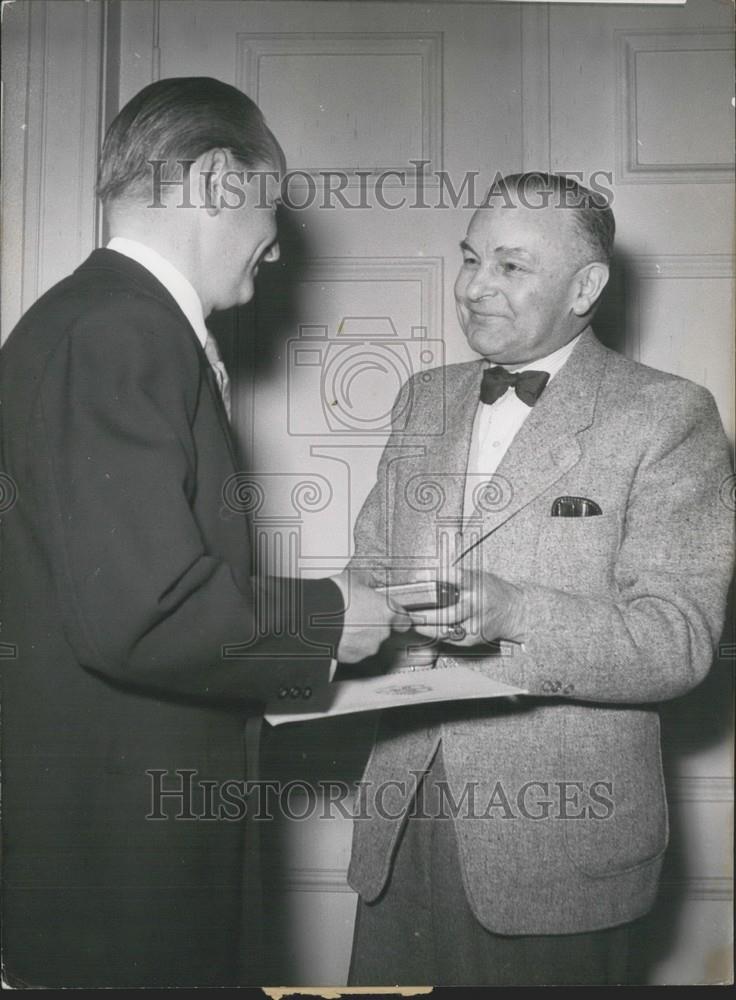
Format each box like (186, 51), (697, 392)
(465, 201), (578, 255)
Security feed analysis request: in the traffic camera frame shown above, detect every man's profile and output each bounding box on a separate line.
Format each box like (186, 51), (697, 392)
(0, 76), (403, 988)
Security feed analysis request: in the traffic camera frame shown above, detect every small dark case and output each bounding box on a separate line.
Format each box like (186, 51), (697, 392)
(551, 495), (602, 517)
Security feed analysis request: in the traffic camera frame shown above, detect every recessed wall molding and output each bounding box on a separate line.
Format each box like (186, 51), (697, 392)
(616, 29), (735, 184)
(236, 32), (443, 178)
(271, 255), (444, 340)
(631, 254), (735, 280)
(520, 4), (551, 173)
(277, 865), (733, 902)
(670, 777), (733, 803)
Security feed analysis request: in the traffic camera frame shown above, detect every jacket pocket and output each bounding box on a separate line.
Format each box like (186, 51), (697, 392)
(562, 708), (669, 877)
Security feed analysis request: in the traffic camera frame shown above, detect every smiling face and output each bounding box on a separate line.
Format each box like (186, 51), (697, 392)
(454, 202), (590, 365)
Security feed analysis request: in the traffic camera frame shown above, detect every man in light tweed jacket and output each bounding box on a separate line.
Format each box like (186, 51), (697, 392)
(346, 173), (734, 986)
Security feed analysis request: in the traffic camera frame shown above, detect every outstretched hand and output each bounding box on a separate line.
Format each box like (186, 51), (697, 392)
(332, 569), (411, 664)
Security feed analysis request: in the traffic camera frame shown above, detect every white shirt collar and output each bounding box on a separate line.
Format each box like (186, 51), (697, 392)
(484, 331), (583, 382)
(107, 237), (209, 348)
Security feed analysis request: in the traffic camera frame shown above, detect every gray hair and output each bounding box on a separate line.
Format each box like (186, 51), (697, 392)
(97, 76), (284, 205)
(485, 172), (615, 266)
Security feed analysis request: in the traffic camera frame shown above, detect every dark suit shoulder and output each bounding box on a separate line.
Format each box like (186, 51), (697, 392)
(7, 251), (196, 351)
(2, 251), (203, 429)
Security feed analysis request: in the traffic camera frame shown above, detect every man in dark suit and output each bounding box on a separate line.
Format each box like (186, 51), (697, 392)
(0, 77), (403, 988)
(346, 173), (734, 985)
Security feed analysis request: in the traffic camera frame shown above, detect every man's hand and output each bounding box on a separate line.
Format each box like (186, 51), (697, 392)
(332, 569), (411, 664)
(409, 569), (527, 646)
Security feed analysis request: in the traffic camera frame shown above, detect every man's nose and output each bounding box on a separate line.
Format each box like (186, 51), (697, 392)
(263, 241), (280, 263)
(465, 265), (499, 301)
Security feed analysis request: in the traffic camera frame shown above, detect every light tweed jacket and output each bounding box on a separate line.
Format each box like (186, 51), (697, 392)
(347, 328), (734, 935)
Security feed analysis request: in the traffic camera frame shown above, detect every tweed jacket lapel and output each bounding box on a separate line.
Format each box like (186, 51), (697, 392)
(431, 361), (485, 525)
(457, 329), (608, 561)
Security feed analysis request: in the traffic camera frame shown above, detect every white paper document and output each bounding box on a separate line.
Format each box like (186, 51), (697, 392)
(264, 663), (526, 726)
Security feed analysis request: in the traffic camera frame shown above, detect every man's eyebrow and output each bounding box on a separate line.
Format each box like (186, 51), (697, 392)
(459, 239), (477, 254)
(494, 245), (535, 259)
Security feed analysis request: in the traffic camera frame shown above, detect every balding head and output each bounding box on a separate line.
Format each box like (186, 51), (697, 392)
(483, 172), (615, 268)
(455, 173), (613, 364)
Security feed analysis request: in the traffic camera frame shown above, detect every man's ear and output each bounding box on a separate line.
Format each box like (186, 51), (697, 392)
(196, 148), (230, 217)
(571, 262), (610, 316)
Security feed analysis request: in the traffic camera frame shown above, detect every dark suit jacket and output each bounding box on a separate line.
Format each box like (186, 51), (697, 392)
(347, 330), (734, 934)
(0, 249), (344, 987)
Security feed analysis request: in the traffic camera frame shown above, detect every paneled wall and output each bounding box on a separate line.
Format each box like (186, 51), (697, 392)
(1, 0), (106, 340)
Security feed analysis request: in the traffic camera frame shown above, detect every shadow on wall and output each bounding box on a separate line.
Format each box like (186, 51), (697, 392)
(594, 248), (634, 357)
(208, 206), (314, 464)
(590, 248), (734, 983)
(641, 577), (735, 984)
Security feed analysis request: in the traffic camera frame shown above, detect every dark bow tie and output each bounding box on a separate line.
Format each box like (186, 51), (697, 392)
(480, 365), (550, 407)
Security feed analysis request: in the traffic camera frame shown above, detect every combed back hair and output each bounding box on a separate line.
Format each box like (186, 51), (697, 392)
(486, 172), (615, 266)
(97, 76), (285, 204)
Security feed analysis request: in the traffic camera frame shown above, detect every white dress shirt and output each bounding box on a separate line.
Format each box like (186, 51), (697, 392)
(462, 334), (582, 526)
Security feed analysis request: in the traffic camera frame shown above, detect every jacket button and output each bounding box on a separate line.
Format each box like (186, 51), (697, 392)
(289, 686), (301, 698)
(278, 687), (289, 699)
(303, 687), (312, 699)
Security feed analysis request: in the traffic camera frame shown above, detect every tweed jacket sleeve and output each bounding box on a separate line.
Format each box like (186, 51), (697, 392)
(514, 380), (734, 703)
(351, 349), (734, 706)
